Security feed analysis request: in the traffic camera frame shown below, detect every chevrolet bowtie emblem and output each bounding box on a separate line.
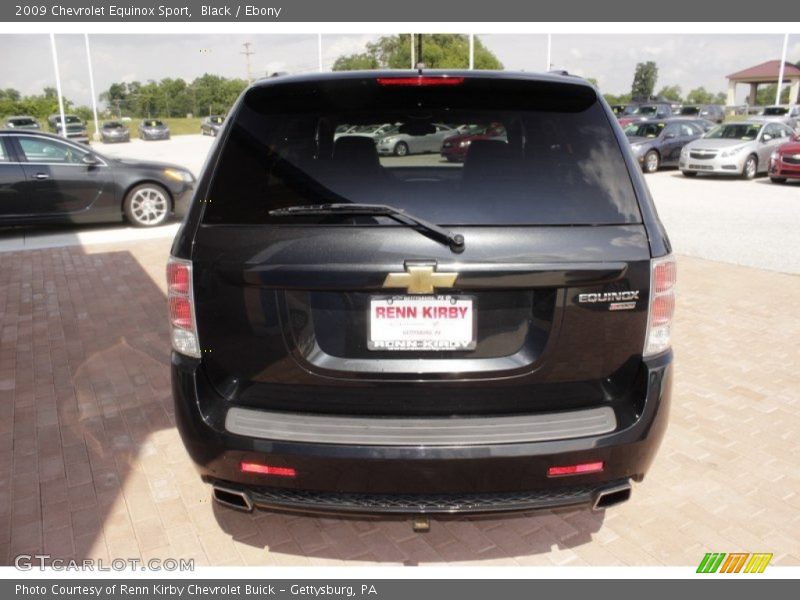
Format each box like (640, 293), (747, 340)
(382, 264), (459, 294)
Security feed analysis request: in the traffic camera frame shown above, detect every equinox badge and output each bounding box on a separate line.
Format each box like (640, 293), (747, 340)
(383, 264), (459, 295)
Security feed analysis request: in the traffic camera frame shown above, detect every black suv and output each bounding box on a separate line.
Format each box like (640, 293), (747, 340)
(169, 71), (675, 520)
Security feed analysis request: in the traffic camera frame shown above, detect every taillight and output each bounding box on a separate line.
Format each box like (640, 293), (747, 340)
(644, 255), (677, 357)
(377, 76), (464, 87)
(167, 256), (200, 358)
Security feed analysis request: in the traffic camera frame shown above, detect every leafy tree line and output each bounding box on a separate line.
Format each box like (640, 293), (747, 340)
(0, 87), (94, 121)
(99, 74), (247, 118)
(0, 73), (248, 121)
(333, 34), (503, 71)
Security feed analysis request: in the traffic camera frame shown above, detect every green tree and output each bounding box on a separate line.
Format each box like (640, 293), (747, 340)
(332, 34), (503, 71)
(630, 61), (658, 99)
(756, 83), (791, 106)
(603, 92), (631, 105)
(686, 87), (716, 105)
(656, 85), (682, 102)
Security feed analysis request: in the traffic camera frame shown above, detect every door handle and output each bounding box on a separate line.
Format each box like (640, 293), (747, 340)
(34, 173), (49, 180)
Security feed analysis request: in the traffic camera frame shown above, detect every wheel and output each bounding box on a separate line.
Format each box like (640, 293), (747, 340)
(681, 170), (697, 177)
(394, 142), (409, 156)
(123, 183), (170, 227)
(643, 150), (660, 173)
(770, 177), (787, 184)
(742, 155), (757, 180)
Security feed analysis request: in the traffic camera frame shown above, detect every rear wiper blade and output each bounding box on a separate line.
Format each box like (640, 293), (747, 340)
(269, 203), (465, 253)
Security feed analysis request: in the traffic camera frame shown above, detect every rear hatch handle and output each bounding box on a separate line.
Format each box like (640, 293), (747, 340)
(269, 203), (466, 254)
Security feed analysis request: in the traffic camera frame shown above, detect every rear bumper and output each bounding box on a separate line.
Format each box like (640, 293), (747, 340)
(172, 352), (672, 515)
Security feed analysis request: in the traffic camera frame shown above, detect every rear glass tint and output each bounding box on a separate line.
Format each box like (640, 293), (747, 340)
(203, 76), (640, 226)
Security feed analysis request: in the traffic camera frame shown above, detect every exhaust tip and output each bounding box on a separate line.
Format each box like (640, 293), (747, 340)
(592, 483), (632, 510)
(212, 486), (254, 512)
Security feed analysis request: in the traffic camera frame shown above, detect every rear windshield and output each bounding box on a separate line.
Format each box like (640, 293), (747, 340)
(679, 106), (700, 115)
(9, 118), (36, 126)
(143, 120), (164, 127)
(763, 107), (788, 116)
(103, 122), (124, 128)
(203, 77), (640, 226)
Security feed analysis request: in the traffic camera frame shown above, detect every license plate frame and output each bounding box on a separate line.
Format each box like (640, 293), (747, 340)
(367, 295), (477, 352)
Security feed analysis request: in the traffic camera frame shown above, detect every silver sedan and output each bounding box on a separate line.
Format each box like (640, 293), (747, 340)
(679, 120), (795, 179)
(376, 124), (454, 156)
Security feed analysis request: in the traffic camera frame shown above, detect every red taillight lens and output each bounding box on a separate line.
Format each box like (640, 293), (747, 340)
(547, 462), (604, 477)
(240, 462), (296, 477)
(644, 255), (677, 357)
(167, 256), (200, 358)
(377, 76), (464, 87)
(650, 294), (675, 327)
(653, 260), (677, 294)
(167, 261), (190, 295)
(169, 296), (192, 329)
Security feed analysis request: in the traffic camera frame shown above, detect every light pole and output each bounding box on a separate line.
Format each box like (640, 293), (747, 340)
(49, 34), (67, 139)
(469, 34), (474, 70)
(84, 33), (101, 141)
(776, 33), (789, 106)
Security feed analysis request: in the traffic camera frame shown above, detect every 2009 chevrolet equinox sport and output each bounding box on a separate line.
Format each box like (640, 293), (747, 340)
(169, 71), (675, 521)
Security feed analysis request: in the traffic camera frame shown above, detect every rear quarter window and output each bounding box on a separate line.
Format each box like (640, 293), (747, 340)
(202, 76), (641, 226)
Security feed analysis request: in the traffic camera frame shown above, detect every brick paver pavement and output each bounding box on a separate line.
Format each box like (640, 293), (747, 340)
(1, 238), (798, 566)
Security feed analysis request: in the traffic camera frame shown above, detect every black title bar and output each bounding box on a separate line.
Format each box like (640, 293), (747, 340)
(2, 0), (795, 22)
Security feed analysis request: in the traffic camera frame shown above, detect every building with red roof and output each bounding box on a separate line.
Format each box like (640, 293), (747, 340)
(726, 60), (800, 106)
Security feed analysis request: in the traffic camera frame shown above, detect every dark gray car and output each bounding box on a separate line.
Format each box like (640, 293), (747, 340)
(625, 118), (705, 173)
(139, 119), (171, 141)
(200, 115), (225, 136)
(100, 121), (130, 143)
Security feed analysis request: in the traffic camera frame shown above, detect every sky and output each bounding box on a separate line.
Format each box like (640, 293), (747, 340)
(0, 33), (798, 108)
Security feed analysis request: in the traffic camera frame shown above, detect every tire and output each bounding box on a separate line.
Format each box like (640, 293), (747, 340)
(123, 183), (171, 227)
(394, 142), (409, 156)
(681, 170), (697, 177)
(770, 177), (787, 184)
(643, 150), (660, 173)
(742, 155), (757, 180)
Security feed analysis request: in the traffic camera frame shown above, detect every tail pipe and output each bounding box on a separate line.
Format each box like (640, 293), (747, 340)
(592, 482), (632, 510)
(212, 485), (254, 512)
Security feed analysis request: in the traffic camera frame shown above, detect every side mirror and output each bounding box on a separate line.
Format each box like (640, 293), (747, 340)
(761, 134), (772, 143)
(82, 153), (100, 166)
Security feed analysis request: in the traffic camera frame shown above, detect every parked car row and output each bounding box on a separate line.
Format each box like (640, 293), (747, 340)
(622, 114), (799, 182)
(1, 115), (183, 144)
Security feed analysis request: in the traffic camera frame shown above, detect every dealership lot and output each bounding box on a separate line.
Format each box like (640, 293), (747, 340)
(0, 135), (798, 566)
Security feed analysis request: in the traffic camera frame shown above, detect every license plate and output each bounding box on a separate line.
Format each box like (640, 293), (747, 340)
(368, 295), (476, 351)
